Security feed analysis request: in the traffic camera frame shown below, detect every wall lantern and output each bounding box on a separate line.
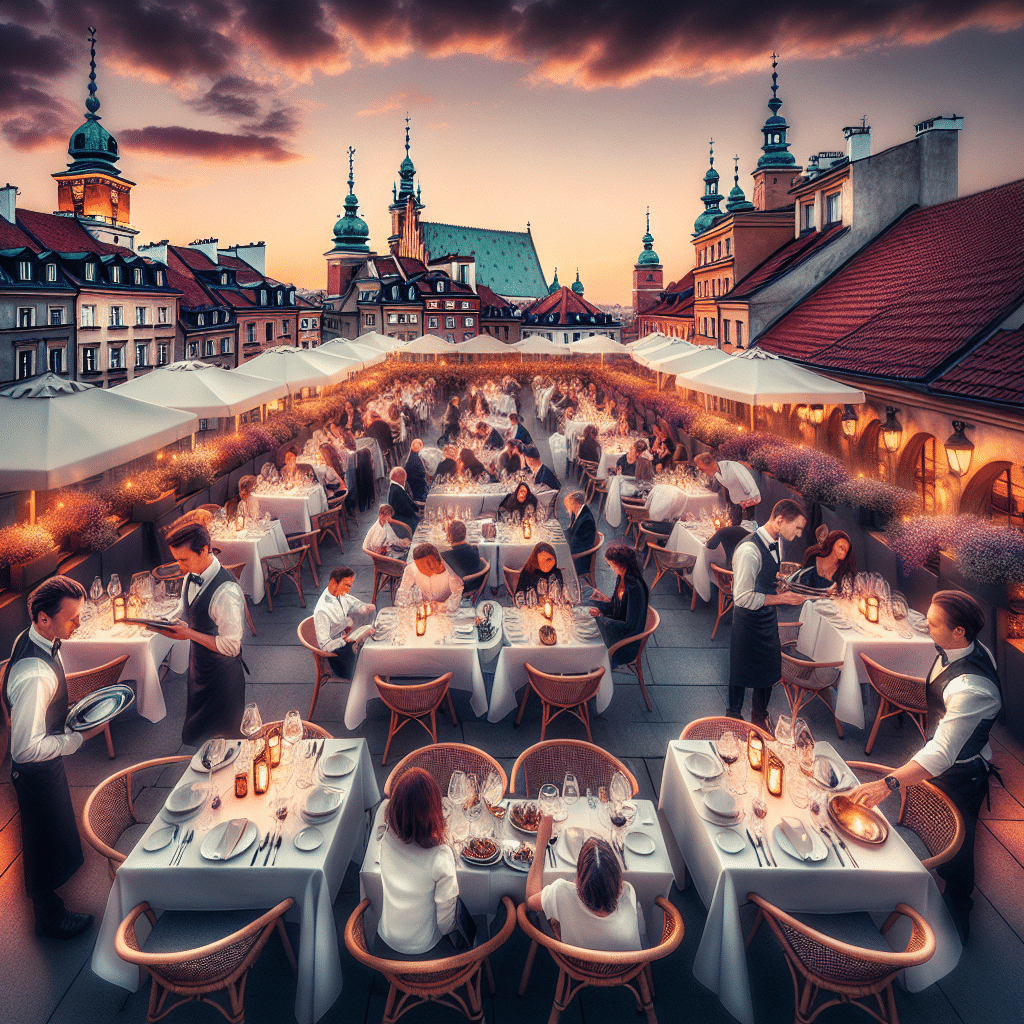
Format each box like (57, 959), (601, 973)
(808, 404), (825, 426)
(944, 420), (974, 478)
(881, 407), (903, 453)
(841, 405), (859, 439)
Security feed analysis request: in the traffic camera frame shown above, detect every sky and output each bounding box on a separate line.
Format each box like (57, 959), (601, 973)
(2, 1), (1023, 305)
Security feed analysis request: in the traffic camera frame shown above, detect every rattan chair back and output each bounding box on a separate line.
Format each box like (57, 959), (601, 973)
(364, 546), (407, 605)
(383, 742), (507, 799)
(780, 650), (845, 739)
(253, 719), (332, 742)
(510, 739), (638, 798)
(606, 606), (660, 711)
(708, 564), (734, 640)
(680, 716), (775, 743)
(502, 565), (521, 600)
(860, 653), (928, 754)
(260, 545), (310, 612)
(575, 531), (604, 588)
(296, 617), (344, 719)
(517, 663), (606, 741)
(374, 672), (456, 766)
(312, 508), (344, 553)
(461, 560), (490, 603)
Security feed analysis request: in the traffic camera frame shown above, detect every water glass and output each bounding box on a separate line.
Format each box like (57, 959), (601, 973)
(538, 784), (559, 820)
(448, 771), (467, 807)
(562, 773), (580, 806)
(282, 710), (303, 762)
(789, 772), (810, 809)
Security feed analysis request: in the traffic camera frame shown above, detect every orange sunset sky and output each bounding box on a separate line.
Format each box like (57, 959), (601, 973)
(2, 1), (1023, 304)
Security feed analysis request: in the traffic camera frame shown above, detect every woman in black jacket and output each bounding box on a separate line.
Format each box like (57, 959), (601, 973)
(577, 423), (602, 465)
(499, 482), (538, 518)
(515, 542), (564, 597)
(589, 543), (650, 667)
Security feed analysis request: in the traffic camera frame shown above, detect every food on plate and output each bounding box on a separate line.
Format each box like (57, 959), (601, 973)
(510, 801), (541, 832)
(485, 801), (506, 819)
(509, 841), (534, 865)
(463, 837), (498, 861)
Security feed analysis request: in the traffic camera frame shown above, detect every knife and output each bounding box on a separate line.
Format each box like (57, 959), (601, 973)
(167, 824), (181, 863)
(757, 832), (775, 867)
(311, 740), (326, 774)
(745, 828), (763, 867)
(251, 830), (269, 866)
(271, 833), (283, 865)
(264, 826), (278, 866)
(172, 829), (193, 866)
(707, 739), (726, 774)
(825, 825), (859, 868)
(819, 826), (845, 866)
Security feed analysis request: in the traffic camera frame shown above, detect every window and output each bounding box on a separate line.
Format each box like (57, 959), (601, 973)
(989, 466), (1024, 528)
(736, 322), (743, 348)
(725, 238), (731, 256)
(458, 265), (468, 284)
(109, 305), (124, 326)
(157, 306), (168, 324)
(108, 346), (124, 369)
(300, 318), (309, 330)
(221, 272), (228, 285)
(408, 313), (418, 324)
(135, 343), (148, 367)
(48, 347), (64, 374)
(155, 270), (164, 286)
(445, 333), (455, 343)
(437, 280), (446, 293)
(17, 350), (33, 379)
(826, 192), (841, 224)
(724, 278), (729, 292)
(210, 311), (218, 324)
(445, 316), (456, 329)
(710, 319), (716, 339)
(133, 268), (142, 285)
(460, 301), (471, 310)
(445, 300), (455, 310)
(46, 263), (57, 282)
(197, 313), (206, 326)
(17, 306), (35, 328)
(913, 436), (937, 514)
(198, 419), (209, 432)
(363, 313), (375, 326)
(83, 347), (98, 372)
(717, 242), (722, 260)
(84, 262), (96, 282)
(801, 202), (815, 231)
(81, 305), (96, 327)
(260, 289), (267, 305)
(573, 333), (581, 342)
(49, 307), (63, 325)
(18, 260), (31, 281)
(246, 322), (256, 343)
(188, 341), (199, 358)
(426, 300), (438, 309)
(281, 319), (289, 332)
(157, 342), (169, 365)
(204, 338), (215, 357)
(428, 316), (438, 329)
(220, 337), (231, 354)
(463, 317), (474, 328)
(275, 290), (282, 306)
(110, 265), (122, 284)
(265, 322), (273, 341)
(135, 306), (147, 325)
(723, 320), (730, 345)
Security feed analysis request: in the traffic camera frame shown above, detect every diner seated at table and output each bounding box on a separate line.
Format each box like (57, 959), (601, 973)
(524, 448), (561, 492)
(470, 390), (490, 417)
(704, 505), (755, 568)
(650, 425), (676, 471)
(387, 467), (420, 535)
(365, 505), (410, 558)
(789, 530), (856, 591)
(441, 397), (461, 443)
(376, 768), (460, 959)
(365, 411), (395, 459)
(397, 544), (464, 609)
(458, 448), (496, 482)
(313, 566), (376, 678)
(526, 813), (645, 951)
(586, 381), (606, 407)
(577, 423), (602, 465)
(281, 449), (301, 484)
(497, 440), (523, 478)
(441, 520), (485, 580)
(236, 475), (261, 520)
(589, 543), (650, 667)
(515, 542), (564, 597)
(318, 443), (346, 497)
(404, 439), (430, 503)
(339, 399), (362, 433)
(507, 412), (532, 447)
(386, 403), (403, 448)
(565, 491), (597, 574)
(475, 420), (505, 451)
(499, 482), (539, 518)
(615, 439), (651, 481)
(433, 446), (459, 480)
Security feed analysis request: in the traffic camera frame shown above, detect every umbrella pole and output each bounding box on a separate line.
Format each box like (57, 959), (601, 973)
(29, 490), (36, 525)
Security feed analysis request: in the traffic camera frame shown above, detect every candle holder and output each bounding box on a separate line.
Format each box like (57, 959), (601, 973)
(747, 733), (764, 772)
(111, 594), (127, 623)
(253, 751), (270, 795)
(866, 596), (879, 624)
(234, 770), (248, 798)
(523, 520), (532, 540)
(542, 598), (553, 621)
(267, 728), (282, 768)
(766, 745), (785, 797)
(415, 606), (427, 636)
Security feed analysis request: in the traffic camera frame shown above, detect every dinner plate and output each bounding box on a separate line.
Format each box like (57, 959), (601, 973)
(509, 802), (541, 835)
(460, 839), (502, 867)
(773, 823), (829, 862)
(143, 826), (177, 853)
(828, 795), (889, 845)
(199, 819), (258, 861)
(696, 803), (744, 828)
(294, 826), (324, 852)
(320, 753), (355, 778)
(66, 684), (135, 732)
(714, 830), (746, 854)
(189, 741), (241, 775)
(303, 785), (343, 817)
(624, 831), (656, 856)
(703, 788), (738, 818)
(684, 752), (724, 780)
(502, 840), (535, 872)
(166, 782), (207, 815)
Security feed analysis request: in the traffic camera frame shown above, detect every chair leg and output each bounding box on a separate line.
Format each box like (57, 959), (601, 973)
(518, 938), (539, 996)
(103, 723), (115, 759)
(382, 711), (399, 766)
(865, 698), (887, 754)
(635, 658), (653, 712)
(308, 664), (326, 720)
(372, 569), (382, 605)
(514, 682), (532, 727)
(637, 965), (658, 1024)
(265, 572), (274, 613)
(243, 598), (257, 637)
(445, 691), (459, 727)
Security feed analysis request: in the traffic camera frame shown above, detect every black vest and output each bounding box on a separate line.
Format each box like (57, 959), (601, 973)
(929, 644), (1002, 763)
(186, 566), (237, 636)
(738, 531), (780, 595)
(3, 629), (69, 743)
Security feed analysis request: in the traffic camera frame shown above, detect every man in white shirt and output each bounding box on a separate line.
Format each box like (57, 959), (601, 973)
(850, 590), (1001, 942)
(397, 544), (464, 610)
(3, 575), (93, 938)
(313, 566), (376, 678)
(364, 504), (410, 559)
(694, 453), (760, 520)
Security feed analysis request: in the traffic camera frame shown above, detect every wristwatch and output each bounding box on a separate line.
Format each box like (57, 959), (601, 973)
(883, 775), (901, 792)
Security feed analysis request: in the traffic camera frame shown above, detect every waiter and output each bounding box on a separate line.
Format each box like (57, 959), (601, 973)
(728, 498), (809, 729)
(850, 590), (1001, 943)
(3, 575), (93, 938)
(155, 519), (246, 746)
(694, 453), (761, 523)
(312, 566), (376, 678)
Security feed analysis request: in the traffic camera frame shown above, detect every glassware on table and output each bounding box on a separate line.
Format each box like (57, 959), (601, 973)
(562, 773), (580, 806)
(775, 715), (794, 756)
(197, 737), (226, 831)
(609, 771), (631, 809)
(716, 731), (746, 794)
(239, 702), (263, 770)
(90, 576), (104, 602)
(788, 771), (810, 809)
(464, 775), (484, 831)
(448, 771), (467, 808)
(538, 784), (559, 822)
(293, 739), (315, 789)
(107, 574), (122, 600)
(483, 770), (504, 808)
(282, 710), (303, 762)
(793, 718), (815, 777)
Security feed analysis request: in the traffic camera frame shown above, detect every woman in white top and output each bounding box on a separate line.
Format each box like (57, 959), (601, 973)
(377, 768), (459, 958)
(236, 476), (260, 520)
(526, 814), (645, 952)
(397, 543), (464, 609)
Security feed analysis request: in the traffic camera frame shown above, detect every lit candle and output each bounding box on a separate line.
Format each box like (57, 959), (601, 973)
(866, 596), (879, 624)
(858, 597), (867, 617)
(234, 770), (248, 798)
(747, 733), (764, 772)
(542, 598), (553, 621)
(267, 729), (282, 767)
(523, 520), (532, 539)
(766, 746), (785, 797)
(415, 607), (427, 636)
(253, 753), (269, 795)
(112, 594), (127, 623)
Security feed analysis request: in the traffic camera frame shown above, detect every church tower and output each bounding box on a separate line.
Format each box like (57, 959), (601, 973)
(52, 29), (137, 249)
(750, 55), (802, 212)
(388, 117), (426, 261)
(632, 208), (663, 316)
(693, 140), (725, 237)
(325, 146), (374, 297)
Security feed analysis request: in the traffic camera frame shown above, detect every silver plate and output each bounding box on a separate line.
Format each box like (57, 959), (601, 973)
(66, 684), (135, 732)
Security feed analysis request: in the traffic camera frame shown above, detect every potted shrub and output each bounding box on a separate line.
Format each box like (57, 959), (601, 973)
(168, 450), (217, 495)
(127, 470), (177, 522)
(41, 491), (111, 553)
(0, 524), (59, 591)
(840, 478), (917, 531)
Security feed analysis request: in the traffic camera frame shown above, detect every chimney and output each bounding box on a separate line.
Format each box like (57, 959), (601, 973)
(914, 115), (963, 208)
(0, 183), (17, 224)
(138, 239), (169, 265)
(843, 123), (871, 162)
(188, 237), (219, 264)
(220, 242), (265, 275)
(915, 115), (964, 137)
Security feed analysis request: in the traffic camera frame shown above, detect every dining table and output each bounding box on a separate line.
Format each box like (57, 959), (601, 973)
(659, 738), (962, 1024)
(425, 482), (558, 518)
(209, 518), (290, 604)
(253, 482), (329, 536)
(91, 737), (381, 1024)
(665, 520), (729, 603)
(797, 599), (938, 729)
(645, 481), (721, 525)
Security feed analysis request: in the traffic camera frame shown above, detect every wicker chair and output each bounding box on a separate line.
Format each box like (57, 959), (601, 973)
(580, 461), (608, 513)
(680, 716), (775, 744)
(260, 545), (312, 613)
(607, 607), (660, 712)
(383, 742), (507, 799)
(374, 672), (457, 766)
(345, 895), (516, 1024)
(745, 893), (935, 1024)
(326, 488), (351, 536)
(285, 531), (320, 588)
(83, 755), (191, 880)
(859, 654), (928, 755)
(312, 507), (344, 555)
(649, 546), (697, 607)
(636, 521), (669, 569)
(115, 897), (296, 1024)
(502, 565), (522, 601)
(66, 654), (130, 759)
(621, 498), (649, 544)
(515, 663), (606, 741)
(846, 761), (964, 871)
(708, 564), (734, 640)
(253, 719), (332, 742)
(222, 562), (257, 637)
(510, 739), (638, 798)
(0, 660), (9, 766)
(574, 531), (605, 589)
(780, 651), (845, 739)
(365, 546), (407, 605)
(778, 621), (801, 649)
(461, 560), (490, 604)
(516, 897), (684, 1024)
(296, 617), (345, 720)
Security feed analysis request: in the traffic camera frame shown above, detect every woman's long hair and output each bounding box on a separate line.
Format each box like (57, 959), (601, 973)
(385, 767), (445, 849)
(576, 837), (622, 914)
(605, 542), (649, 602)
(459, 448), (488, 477)
(801, 530), (856, 584)
(520, 541), (558, 577)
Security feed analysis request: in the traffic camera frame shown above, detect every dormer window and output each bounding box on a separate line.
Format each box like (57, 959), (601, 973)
(155, 270), (164, 286)
(260, 289), (267, 305)
(46, 263), (57, 282)
(407, 287), (416, 301)
(133, 268), (143, 285)
(85, 262), (96, 282)
(110, 265), (122, 284)
(275, 290), (282, 305)
(437, 281), (446, 293)
(287, 289), (294, 303)
(18, 260), (31, 281)
(221, 272), (228, 285)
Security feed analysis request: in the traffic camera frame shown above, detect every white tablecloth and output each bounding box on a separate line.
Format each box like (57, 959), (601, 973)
(548, 433), (567, 481)
(62, 631), (190, 723)
(534, 385), (556, 420)
(359, 797), (673, 941)
(211, 520), (289, 605)
(603, 474), (640, 529)
(425, 485), (557, 518)
(91, 739), (381, 1024)
(659, 739), (961, 1024)
(666, 522), (725, 603)
(646, 483), (719, 524)
(797, 602), (938, 730)
(256, 484), (328, 536)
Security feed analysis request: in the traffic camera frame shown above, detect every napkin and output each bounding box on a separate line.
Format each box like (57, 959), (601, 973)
(215, 818), (248, 859)
(781, 816), (814, 859)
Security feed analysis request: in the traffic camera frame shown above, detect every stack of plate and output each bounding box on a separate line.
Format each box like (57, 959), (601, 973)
(320, 752), (355, 779)
(699, 787), (743, 827)
(301, 785), (343, 824)
(161, 782), (207, 822)
(66, 684), (135, 732)
(453, 622), (477, 644)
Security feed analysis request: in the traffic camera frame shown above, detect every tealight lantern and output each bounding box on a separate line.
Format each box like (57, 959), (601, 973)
(866, 596), (880, 623)
(267, 728), (282, 768)
(766, 745), (785, 797)
(523, 519), (532, 540)
(542, 597), (553, 621)
(415, 606), (427, 636)
(235, 513), (246, 532)
(858, 597), (867, 617)
(111, 594), (127, 623)
(234, 769), (248, 798)
(747, 733), (764, 772)
(253, 750), (270, 795)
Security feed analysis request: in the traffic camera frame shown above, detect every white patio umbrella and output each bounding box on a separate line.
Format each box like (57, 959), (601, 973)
(404, 334), (463, 355)
(238, 345), (355, 391)
(110, 361), (288, 418)
(458, 335), (515, 355)
(338, 341), (385, 365)
(627, 331), (675, 350)
(0, 374), (198, 517)
(660, 347), (732, 379)
(354, 330), (401, 350)
(635, 338), (697, 367)
(513, 336), (569, 356)
(569, 335), (627, 355)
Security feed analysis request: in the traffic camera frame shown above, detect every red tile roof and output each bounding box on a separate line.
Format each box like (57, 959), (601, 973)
(758, 179), (1024, 380)
(642, 270), (695, 318)
(476, 283), (514, 311)
(522, 286), (604, 322)
(17, 209), (126, 255)
(931, 329), (1024, 407)
(217, 253), (265, 285)
(166, 247), (218, 309)
(729, 224), (847, 300)
(0, 217), (39, 251)
(170, 245), (217, 271)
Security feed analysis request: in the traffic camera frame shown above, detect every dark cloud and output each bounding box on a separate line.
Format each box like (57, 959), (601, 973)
(242, 106), (301, 135)
(237, 0), (341, 62)
(0, 0), (49, 24)
(1, 114), (71, 151)
(0, 24), (75, 149)
(119, 125), (300, 162)
(190, 75), (261, 119)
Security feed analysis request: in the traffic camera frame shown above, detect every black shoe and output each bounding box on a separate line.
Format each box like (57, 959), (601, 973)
(725, 710), (745, 721)
(35, 910), (93, 939)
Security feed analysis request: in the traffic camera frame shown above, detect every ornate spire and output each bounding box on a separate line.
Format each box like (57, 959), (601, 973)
(85, 27), (100, 118)
(571, 268), (584, 296)
(395, 113), (420, 206)
(332, 145), (370, 252)
(548, 267), (560, 295)
(725, 154), (755, 213)
(637, 206), (660, 265)
(693, 139), (724, 236)
(756, 53), (796, 170)
(65, 28), (121, 175)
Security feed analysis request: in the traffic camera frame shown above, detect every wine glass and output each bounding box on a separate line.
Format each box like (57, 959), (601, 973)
(562, 772), (580, 807)
(793, 718), (815, 777)
(90, 576), (104, 602)
(282, 710), (303, 762)
(538, 783), (559, 821)
(107, 574), (122, 600)
(775, 714), (794, 749)
(482, 770), (504, 810)
(239, 702), (262, 768)
(199, 737), (225, 829)
(464, 775), (484, 833)
(609, 771), (631, 809)
(448, 771), (467, 807)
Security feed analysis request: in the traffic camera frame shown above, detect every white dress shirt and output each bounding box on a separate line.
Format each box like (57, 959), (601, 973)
(312, 586), (375, 653)
(7, 625), (84, 763)
(716, 461), (760, 506)
(732, 526), (779, 611)
(364, 519), (407, 557)
(916, 642), (1002, 776)
(172, 557), (245, 657)
(397, 562), (464, 608)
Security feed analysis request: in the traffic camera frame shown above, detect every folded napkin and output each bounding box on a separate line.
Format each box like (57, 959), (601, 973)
(781, 816), (813, 859)
(214, 818), (248, 860)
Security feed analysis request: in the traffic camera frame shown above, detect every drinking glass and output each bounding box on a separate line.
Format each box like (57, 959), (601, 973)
(282, 710), (303, 762)
(448, 771), (467, 807)
(90, 576), (104, 602)
(562, 773), (580, 807)
(538, 784), (559, 820)
(482, 770), (504, 808)
(793, 718), (815, 777)
(775, 714), (794, 749)
(239, 703), (262, 770)
(464, 775), (483, 829)
(107, 574), (122, 600)
(609, 771), (631, 809)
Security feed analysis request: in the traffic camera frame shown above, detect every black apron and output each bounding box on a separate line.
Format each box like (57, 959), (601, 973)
(3, 630), (84, 897)
(182, 567), (247, 746)
(729, 532), (781, 690)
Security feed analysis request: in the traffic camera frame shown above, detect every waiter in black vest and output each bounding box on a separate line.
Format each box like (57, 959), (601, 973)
(3, 575), (92, 938)
(155, 519), (246, 745)
(850, 590), (1001, 942)
(727, 498), (810, 730)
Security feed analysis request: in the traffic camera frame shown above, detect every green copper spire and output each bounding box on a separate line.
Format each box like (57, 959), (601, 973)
(756, 53), (796, 170)
(693, 139), (724, 236)
(637, 206), (660, 265)
(725, 155), (755, 213)
(65, 28), (121, 175)
(548, 267), (560, 295)
(571, 268), (584, 296)
(332, 146), (370, 253)
(394, 114), (422, 207)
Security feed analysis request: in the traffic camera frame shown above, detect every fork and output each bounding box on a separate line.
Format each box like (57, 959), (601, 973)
(823, 825), (859, 867)
(172, 829), (194, 865)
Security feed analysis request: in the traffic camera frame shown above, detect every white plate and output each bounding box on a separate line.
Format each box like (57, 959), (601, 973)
(703, 788), (738, 817)
(143, 826), (177, 852)
(166, 782), (207, 814)
(697, 803), (744, 828)
(199, 820), (258, 861)
(774, 823), (829, 862)
(502, 841), (535, 872)
(832, 621), (854, 630)
(83, 696), (120, 723)
(303, 785), (343, 817)
(320, 753), (355, 778)
(66, 684), (135, 731)
(684, 752), (723, 780)
(714, 830), (746, 854)
(556, 826), (598, 865)
(294, 826), (324, 852)
(189, 741), (241, 775)
(624, 831), (656, 856)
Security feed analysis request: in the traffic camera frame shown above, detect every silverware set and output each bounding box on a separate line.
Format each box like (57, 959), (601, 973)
(170, 828), (194, 865)
(819, 824), (858, 867)
(745, 827), (776, 867)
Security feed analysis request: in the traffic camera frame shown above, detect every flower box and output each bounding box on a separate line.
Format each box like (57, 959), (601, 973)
(131, 489), (176, 523)
(939, 550), (1009, 611)
(9, 546), (60, 592)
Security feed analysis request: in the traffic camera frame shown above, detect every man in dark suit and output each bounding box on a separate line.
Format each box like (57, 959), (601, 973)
(386, 467), (420, 535)
(441, 397), (461, 443)
(507, 412), (532, 447)
(496, 440), (522, 478)
(434, 445), (459, 479)
(404, 439), (429, 503)
(524, 447), (561, 493)
(364, 411), (394, 459)
(441, 519), (485, 580)
(475, 421), (505, 451)
(564, 491), (597, 576)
